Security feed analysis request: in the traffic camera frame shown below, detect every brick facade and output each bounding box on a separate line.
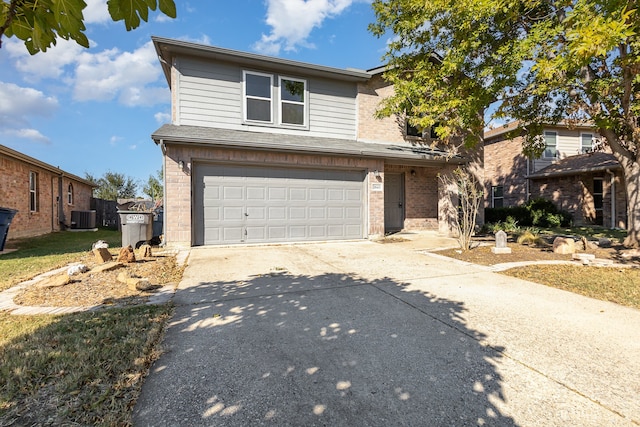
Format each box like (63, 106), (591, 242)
(484, 132), (530, 208)
(163, 145), (386, 247)
(1, 147), (93, 240)
(531, 172), (627, 228)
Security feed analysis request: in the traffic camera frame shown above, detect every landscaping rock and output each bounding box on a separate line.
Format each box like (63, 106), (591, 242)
(93, 247), (113, 263)
(127, 277), (154, 291)
(598, 238), (613, 248)
(37, 273), (71, 288)
(91, 262), (124, 274)
(67, 264), (88, 276)
(117, 270), (133, 284)
(137, 244), (152, 258)
(553, 237), (576, 254)
(117, 245), (136, 263)
(580, 236), (598, 251)
(92, 240), (109, 250)
(621, 249), (640, 259)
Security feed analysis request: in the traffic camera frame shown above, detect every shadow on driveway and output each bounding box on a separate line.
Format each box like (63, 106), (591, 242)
(134, 271), (517, 426)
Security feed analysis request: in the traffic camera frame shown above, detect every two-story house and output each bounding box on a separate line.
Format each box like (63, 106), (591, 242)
(152, 37), (478, 247)
(484, 121), (627, 228)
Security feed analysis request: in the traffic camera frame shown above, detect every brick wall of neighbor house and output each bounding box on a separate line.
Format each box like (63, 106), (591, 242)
(163, 145), (385, 247)
(60, 176), (93, 227)
(531, 171), (627, 228)
(1, 154), (94, 240)
(1, 155), (56, 239)
(484, 133), (529, 208)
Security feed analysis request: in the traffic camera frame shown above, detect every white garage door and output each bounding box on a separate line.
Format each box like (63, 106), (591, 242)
(194, 164), (365, 245)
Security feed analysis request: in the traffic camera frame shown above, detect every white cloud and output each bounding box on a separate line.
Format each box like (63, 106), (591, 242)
(0, 82), (58, 116)
(154, 112), (171, 123)
(83, 0), (111, 24)
(0, 82), (57, 143)
(253, 0), (360, 55)
(109, 136), (123, 146)
(3, 128), (51, 143)
(6, 38), (83, 81)
(73, 41), (170, 106)
(129, 144), (138, 150)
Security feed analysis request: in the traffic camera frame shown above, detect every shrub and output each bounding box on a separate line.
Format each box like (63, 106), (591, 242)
(484, 198), (572, 228)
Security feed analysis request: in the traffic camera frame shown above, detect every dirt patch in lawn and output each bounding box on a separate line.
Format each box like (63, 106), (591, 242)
(13, 251), (184, 308)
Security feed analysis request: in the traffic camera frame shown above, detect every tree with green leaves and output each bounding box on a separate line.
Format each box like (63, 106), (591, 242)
(0, 0), (176, 54)
(370, 0), (640, 247)
(143, 169), (163, 201)
(86, 171), (137, 201)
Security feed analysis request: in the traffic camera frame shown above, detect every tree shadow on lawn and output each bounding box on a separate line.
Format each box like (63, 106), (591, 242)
(134, 272), (519, 426)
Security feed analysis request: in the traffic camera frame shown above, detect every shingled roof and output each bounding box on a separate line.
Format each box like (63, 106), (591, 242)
(528, 152), (620, 179)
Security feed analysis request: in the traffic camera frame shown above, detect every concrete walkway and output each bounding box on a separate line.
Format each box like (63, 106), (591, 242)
(133, 234), (640, 426)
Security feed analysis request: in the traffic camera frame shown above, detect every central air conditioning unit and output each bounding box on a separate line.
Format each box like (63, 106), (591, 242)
(71, 210), (96, 229)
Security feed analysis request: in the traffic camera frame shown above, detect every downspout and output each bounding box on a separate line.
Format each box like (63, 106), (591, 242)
(606, 169), (615, 229)
(159, 139), (167, 247)
(526, 159), (530, 201)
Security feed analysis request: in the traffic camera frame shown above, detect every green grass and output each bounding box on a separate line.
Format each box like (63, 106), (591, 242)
(0, 229), (121, 291)
(502, 265), (640, 309)
(0, 304), (172, 425)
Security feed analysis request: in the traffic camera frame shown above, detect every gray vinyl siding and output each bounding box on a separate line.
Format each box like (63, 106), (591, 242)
(175, 57), (357, 139)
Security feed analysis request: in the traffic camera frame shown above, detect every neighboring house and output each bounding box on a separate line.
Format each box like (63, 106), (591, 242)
(484, 121), (626, 228)
(0, 144), (95, 240)
(152, 37), (480, 247)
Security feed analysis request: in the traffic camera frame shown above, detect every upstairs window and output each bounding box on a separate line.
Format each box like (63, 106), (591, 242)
(279, 77), (306, 126)
(67, 183), (74, 205)
(29, 171), (38, 212)
(581, 133), (593, 153)
(543, 131), (557, 159)
(244, 71), (273, 123)
(406, 120), (421, 137)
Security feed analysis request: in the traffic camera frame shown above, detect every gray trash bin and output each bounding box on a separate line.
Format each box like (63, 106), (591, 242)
(118, 211), (153, 248)
(0, 207), (18, 252)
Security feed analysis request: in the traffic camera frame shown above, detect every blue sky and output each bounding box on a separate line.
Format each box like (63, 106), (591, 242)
(0, 0), (388, 195)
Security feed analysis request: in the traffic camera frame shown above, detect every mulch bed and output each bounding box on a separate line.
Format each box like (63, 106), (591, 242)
(13, 252), (184, 308)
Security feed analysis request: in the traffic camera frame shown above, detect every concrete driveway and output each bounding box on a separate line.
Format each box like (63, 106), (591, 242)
(133, 234), (640, 426)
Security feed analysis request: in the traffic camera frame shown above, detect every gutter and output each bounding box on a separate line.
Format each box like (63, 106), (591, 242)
(152, 135), (464, 165)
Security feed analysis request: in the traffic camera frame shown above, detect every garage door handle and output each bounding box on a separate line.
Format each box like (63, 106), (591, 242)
(244, 213), (249, 217)
(398, 203), (403, 208)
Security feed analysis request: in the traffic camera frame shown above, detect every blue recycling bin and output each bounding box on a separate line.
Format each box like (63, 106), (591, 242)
(0, 207), (18, 252)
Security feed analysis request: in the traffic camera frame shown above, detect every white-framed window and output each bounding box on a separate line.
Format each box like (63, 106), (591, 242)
(491, 185), (504, 208)
(67, 183), (74, 205)
(29, 171), (38, 212)
(279, 76), (306, 126)
(581, 133), (593, 153)
(543, 131), (557, 159)
(243, 71), (273, 123)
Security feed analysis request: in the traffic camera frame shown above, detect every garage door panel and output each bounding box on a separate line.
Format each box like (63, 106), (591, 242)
(246, 187), (265, 200)
(223, 186), (244, 199)
(309, 207), (325, 219)
(223, 206), (244, 220)
(195, 164), (365, 245)
(268, 206), (286, 220)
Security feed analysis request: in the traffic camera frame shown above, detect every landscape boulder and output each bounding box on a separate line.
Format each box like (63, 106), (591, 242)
(117, 245), (136, 263)
(93, 247), (113, 263)
(37, 273), (71, 288)
(553, 237), (576, 254)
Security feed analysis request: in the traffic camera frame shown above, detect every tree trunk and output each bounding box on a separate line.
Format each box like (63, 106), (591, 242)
(618, 156), (640, 248)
